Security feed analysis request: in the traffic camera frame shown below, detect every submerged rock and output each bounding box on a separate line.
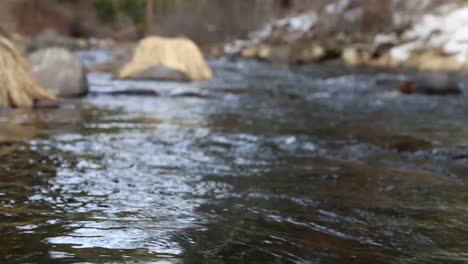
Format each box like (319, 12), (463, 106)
(29, 47), (88, 97)
(119, 36), (213, 82)
(396, 72), (461, 95)
(388, 136), (432, 152)
(90, 89), (158, 97)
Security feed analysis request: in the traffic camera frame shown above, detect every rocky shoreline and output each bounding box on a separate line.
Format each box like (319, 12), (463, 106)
(223, 2), (468, 73)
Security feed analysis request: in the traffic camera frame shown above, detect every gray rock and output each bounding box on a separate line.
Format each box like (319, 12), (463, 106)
(397, 72), (462, 95)
(125, 65), (190, 82)
(29, 48), (88, 97)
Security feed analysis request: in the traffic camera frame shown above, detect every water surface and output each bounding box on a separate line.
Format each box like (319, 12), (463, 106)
(0, 53), (468, 263)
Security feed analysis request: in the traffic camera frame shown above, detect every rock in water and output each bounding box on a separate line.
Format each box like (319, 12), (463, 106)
(29, 47), (88, 97)
(0, 36), (56, 108)
(396, 72), (461, 95)
(119, 36), (213, 82)
(125, 65), (190, 82)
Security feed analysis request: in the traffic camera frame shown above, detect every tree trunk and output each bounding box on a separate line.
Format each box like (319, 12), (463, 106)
(280, 0), (293, 10)
(0, 26), (8, 38)
(145, 0), (155, 36)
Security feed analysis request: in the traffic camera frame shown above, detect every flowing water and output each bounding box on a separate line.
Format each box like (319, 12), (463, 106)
(1, 51), (468, 263)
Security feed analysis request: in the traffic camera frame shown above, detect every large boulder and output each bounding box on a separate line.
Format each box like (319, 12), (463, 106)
(119, 36), (213, 82)
(29, 47), (88, 97)
(0, 36), (55, 108)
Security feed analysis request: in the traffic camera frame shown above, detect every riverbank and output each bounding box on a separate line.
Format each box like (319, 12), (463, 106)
(224, 1), (468, 73)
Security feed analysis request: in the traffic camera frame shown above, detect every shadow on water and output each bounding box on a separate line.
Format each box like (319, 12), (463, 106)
(0, 53), (468, 263)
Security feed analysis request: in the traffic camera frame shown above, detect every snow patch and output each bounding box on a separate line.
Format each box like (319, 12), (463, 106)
(224, 11), (318, 55)
(390, 6), (468, 61)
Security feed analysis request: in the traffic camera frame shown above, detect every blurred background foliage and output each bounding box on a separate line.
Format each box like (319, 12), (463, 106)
(0, 0), (459, 43)
(0, 0), (284, 42)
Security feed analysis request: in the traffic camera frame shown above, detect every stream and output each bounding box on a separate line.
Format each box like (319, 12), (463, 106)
(0, 50), (467, 263)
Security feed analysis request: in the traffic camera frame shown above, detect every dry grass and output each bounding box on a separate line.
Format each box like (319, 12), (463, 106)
(119, 36), (213, 82)
(0, 36), (56, 108)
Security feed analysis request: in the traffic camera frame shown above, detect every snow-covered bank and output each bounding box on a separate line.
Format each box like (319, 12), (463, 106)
(224, 1), (468, 73)
(224, 10), (319, 56)
(390, 6), (468, 63)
